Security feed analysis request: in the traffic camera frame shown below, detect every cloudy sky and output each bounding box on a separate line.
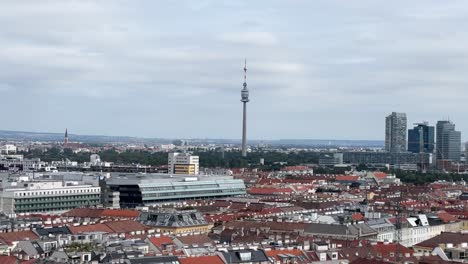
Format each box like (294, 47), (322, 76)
(1, 0), (467, 140)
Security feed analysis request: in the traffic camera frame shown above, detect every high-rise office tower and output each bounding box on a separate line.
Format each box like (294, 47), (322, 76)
(408, 122), (434, 153)
(465, 142), (468, 161)
(385, 112), (407, 153)
(436, 120), (461, 161)
(240, 59), (249, 157)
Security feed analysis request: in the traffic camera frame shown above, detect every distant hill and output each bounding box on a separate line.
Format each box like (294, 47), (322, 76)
(0, 130), (383, 147)
(0, 130), (168, 144)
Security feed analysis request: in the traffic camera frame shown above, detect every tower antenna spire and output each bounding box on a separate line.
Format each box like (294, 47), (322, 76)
(244, 59), (247, 85)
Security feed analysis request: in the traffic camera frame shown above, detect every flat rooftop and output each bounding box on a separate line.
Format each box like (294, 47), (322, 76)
(107, 173), (237, 185)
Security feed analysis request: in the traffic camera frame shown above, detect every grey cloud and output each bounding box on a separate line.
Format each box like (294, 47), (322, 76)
(0, 0), (467, 140)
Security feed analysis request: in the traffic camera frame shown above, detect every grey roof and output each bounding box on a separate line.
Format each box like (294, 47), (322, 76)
(367, 218), (394, 229)
(127, 256), (180, 264)
(304, 223), (377, 237)
(221, 249), (269, 263)
(139, 210), (208, 228)
(35, 226), (72, 236)
(108, 173), (236, 185)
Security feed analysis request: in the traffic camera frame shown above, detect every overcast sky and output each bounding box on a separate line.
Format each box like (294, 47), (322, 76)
(1, 0), (467, 140)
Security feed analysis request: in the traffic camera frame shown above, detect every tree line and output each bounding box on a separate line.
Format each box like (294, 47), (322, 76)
(20, 147), (320, 169)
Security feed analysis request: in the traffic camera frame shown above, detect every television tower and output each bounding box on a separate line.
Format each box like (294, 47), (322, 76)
(241, 59), (249, 157)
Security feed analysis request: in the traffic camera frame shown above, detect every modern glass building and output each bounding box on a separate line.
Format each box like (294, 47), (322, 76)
(0, 180), (101, 214)
(106, 173), (246, 208)
(408, 122), (435, 153)
(436, 121), (461, 162)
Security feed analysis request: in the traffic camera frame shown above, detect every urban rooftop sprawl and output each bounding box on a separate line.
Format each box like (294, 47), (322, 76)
(0, 109), (467, 264)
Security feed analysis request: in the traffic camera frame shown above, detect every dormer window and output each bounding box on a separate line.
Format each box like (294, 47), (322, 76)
(238, 252), (252, 261)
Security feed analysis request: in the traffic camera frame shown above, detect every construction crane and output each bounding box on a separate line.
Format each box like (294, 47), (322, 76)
(394, 190), (403, 263)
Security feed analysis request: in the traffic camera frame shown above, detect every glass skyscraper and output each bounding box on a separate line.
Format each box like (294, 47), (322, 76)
(436, 120), (461, 162)
(408, 122), (434, 153)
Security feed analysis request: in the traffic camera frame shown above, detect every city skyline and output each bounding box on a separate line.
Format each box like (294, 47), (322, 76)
(1, 1), (468, 140)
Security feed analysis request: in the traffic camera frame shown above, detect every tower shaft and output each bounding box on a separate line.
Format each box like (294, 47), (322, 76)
(242, 102), (247, 157)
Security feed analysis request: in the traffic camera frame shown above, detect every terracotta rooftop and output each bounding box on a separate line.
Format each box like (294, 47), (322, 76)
(371, 242), (413, 256)
(63, 208), (103, 218)
(266, 249), (304, 260)
(63, 208), (139, 218)
(179, 256), (224, 264)
(373, 172), (388, 179)
(248, 187), (293, 195)
(148, 236), (173, 248)
(0, 256), (38, 264)
(69, 223), (114, 234)
(105, 220), (148, 233)
(437, 211), (460, 223)
(414, 232), (468, 249)
(175, 234), (213, 245)
(350, 258), (391, 264)
(0, 230), (39, 244)
(336, 175), (360, 182)
(351, 213), (365, 221)
(102, 209), (140, 218)
(281, 166), (310, 171)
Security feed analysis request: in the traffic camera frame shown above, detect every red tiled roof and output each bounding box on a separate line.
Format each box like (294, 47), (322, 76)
(371, 242), (413, 256)
(281, 166), (310, 171)
(437, 211), (460, 223)
(0, 256), (37, 264)
(63, 208), (139, 218)
(248, 187), (293, 195)
(62, 208), (104, 218)
(148, 236), (173, 248)
(351, 213), (364, 221)
(175, 235), (213, 245)
(206, 213), (247, 223)
(101, 209), (140, 218)
(266, 249), (304, 260)
(373, 172), (388, 179)
(69, 223), (114, 234)
(335, 175), (359, 182)
(0, 230), (39, 243)
(179, 256), (224, 264)
(415, 232), (468, 249)
(350, 258), (391, 264)
(105, 220), (148, 233)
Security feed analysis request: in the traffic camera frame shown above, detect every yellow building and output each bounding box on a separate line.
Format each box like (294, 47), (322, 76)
(168, 153), (199, 175)
(174, 164), (197, 175)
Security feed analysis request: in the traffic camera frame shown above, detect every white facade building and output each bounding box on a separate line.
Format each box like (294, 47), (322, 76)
(0, 179), (101, 215)
(0, 155), (44, 171)
(0, 145), (17, 154)
(168, 153), (199, 175)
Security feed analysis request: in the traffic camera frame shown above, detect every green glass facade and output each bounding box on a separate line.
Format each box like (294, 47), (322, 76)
(14, 194), (100, 213)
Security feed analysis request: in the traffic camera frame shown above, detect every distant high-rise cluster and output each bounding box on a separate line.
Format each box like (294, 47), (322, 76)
(385, 112), (462, 164)
(385, 112), (407, 153)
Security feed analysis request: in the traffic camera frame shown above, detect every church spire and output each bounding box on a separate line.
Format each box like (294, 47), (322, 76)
(64, 128), (69, 145)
